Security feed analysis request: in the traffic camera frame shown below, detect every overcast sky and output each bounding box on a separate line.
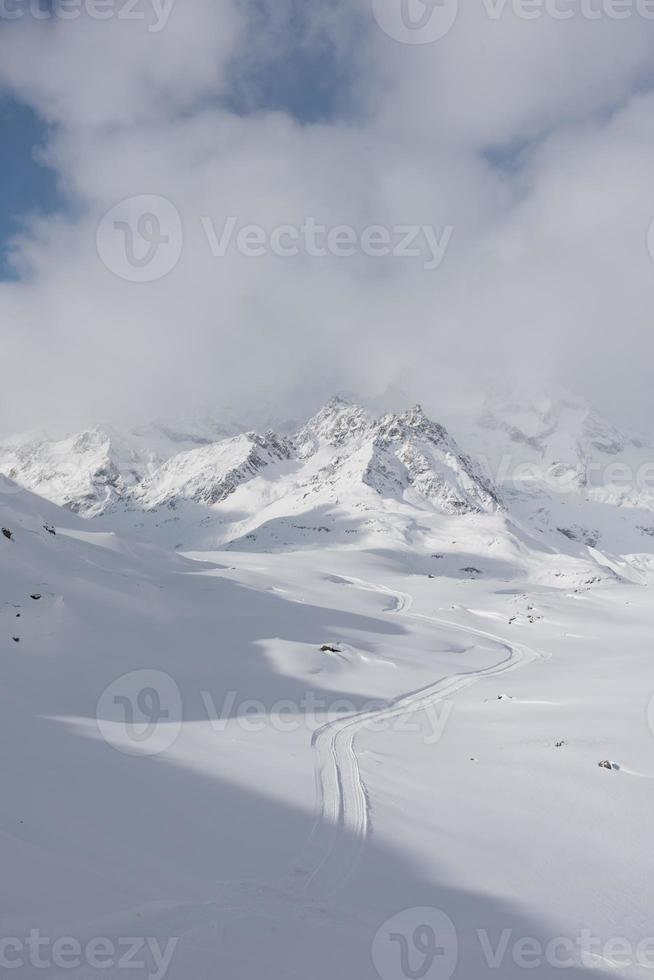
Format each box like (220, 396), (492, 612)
(1, 0), (654, 434)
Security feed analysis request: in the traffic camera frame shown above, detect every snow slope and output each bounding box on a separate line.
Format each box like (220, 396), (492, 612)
(4, 392), (652, 576)
(2, 466), (654, 978)
(61, 397), (624, 600)
(4, 393), (646, 599)
(0, 399), (498, 520)
(0, 417), (238, 517)
(5, 392), (651, 591)
(132, 430), (293, 509)
(2, 393), (654, 978)
(453, 390), (654, 583)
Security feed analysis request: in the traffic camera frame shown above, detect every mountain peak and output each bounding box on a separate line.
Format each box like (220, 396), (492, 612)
(478, 387), (641, 460)
(364, 405), (500, 514)
(376, 404), (448, 446)
(297, 398), (372, 452)
(404, 404), (427, 424)
(325, 394), (351, 408)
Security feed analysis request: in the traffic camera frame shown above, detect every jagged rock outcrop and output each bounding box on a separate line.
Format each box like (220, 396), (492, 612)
(0, 399), (502, 518)
(132, 431), (294, 508)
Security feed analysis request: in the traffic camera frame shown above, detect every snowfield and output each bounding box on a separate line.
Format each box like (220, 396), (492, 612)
(1, 395), (654, 979)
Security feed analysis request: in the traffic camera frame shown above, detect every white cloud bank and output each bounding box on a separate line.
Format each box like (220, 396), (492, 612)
(1, 0), (654, 432)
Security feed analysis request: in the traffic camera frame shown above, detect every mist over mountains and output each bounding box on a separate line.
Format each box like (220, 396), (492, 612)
(2, 390), (653, 584)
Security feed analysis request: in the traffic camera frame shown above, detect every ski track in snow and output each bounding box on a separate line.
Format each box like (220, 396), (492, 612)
(285, 576), (548, 900)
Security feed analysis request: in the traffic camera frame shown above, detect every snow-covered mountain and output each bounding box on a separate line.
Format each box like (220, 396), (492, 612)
(3, 407), (654, 980)
(447, 390), (654, 578)
(460, 389), (647, 498)
(0, 425), (160, 516)
(133, 430), (294, 509)
(363, 404), (499, 513)
(2, 391), (654, 582)
(0, 397), (500, 520)
(0, 418), (238, 517)
(289, 398), (499, 514)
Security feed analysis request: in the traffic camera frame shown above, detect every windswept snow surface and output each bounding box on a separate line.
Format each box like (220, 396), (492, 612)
(2, 397), (654, 978)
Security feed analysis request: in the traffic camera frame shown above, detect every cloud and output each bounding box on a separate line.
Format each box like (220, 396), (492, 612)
(0, 0), (243, 126)
(1, 0), (654, 433)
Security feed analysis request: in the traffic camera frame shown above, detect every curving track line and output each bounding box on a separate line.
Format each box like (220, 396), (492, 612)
(285, 576), (547, 899)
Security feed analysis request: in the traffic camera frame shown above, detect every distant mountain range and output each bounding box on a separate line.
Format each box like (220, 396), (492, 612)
(2, 392), (654, 583)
